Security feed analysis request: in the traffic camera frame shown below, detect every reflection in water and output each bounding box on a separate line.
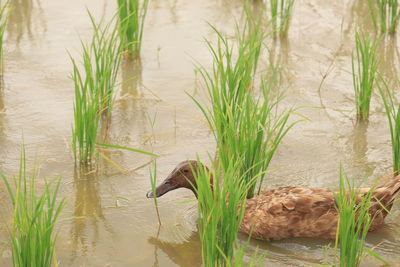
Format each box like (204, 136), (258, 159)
(150, 0), (179, 24)
(99, 0), (109, 25)
(118, 58), (151, 141)
(70, 167), (113, 261)
(269, 37), (290, 64)
(277, 37), (291, 67)
(148, 232), (202, 267)
(0, 83), (4, 111)
(151, 226), (161, 267)
(343, 0), (374, 39)
(379, 37), (400, 84)
(349, 121), (375, 178)
(268, 37), (291, 89)
(247, 0), (265, 22)
(353, 121), (368, 162)
(99, 113), (112, 143)
(7, 0), (47, 45)
(166, 0), (179, 24)
(246, 235), (332, 266)
(0, 86), (6, 157)
(121, 58), (143, 97)
(214, 0), (243, 25)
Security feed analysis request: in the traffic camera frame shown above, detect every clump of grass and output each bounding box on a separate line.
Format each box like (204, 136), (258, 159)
(352, 31), (379, 121)
(368, 0), (400, 34)
(378, 77), (400, 174)
(193, 157), (251, 266)
(71, 12), (122, 164)
(192, 21), (295, 198)
(117, 0), (149, 58)
(87, 12), (122, 112)
(1, 145), (66, 267)
(269, 0), (295, 37)
(0, 1), (9, 74)
(71, 58), (100, 164)
(333, 168), (380, 267)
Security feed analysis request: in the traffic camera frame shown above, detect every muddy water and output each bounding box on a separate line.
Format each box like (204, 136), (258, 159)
(0, 0), (399, 266)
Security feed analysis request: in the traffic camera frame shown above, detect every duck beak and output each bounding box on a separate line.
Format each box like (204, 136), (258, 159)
(146, 177), (178, 198)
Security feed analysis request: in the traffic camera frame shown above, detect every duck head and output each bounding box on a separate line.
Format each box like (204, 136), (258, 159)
(146, 160), (209, 198)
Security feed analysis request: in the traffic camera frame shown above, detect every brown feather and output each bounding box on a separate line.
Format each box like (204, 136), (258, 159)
(240, 175), (400, 240)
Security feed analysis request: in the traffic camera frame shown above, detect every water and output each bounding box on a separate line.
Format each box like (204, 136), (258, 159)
(0, 0), (399, 266)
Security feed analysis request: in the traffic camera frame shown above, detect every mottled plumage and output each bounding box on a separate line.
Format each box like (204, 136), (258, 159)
(147, 161), (400, 240)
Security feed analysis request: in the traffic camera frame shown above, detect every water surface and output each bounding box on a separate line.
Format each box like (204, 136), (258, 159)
(0, 0), (399, 266)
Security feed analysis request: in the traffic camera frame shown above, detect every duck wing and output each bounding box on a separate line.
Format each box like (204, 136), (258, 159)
(240, 187), (338, 240)
(241, 175), (400, 241)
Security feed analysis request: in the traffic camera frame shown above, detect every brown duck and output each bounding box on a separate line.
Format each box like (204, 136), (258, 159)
(146, 160), (400, 240)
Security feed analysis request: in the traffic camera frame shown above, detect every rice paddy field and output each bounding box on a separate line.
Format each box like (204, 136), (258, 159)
(0, 0), (400, 266)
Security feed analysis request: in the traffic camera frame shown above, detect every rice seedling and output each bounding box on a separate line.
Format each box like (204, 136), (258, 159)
(71, 12), (122, 164)
(149, 160), (161, 225)
(220, 82), (294, 198)
(268, 0), (295, 37)
(333, 168), (376, 267)
(71, 55), (100, 164)
(191, 22), (295, 198)
(1, 145), (66, 267)
(96, 142), (157, 157)
(233, 241), (267, 267)
(378, 77), (400, 174)
(193, 157), (251, 266)
(352, 31), (379, 121)
(368, 0), (400, 34)
(88, 12), (122, 113)
(71, 8), (156, 165)
(117, 0), (149, 58)
(0, 1), (9, 74)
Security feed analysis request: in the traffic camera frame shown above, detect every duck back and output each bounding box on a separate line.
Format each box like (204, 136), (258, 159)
(240, 187), (338, 240)
(240, 175), (400, 241)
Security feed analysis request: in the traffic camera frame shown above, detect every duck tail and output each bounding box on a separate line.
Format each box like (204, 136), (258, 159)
(376, 174), (400, 210)
(381, 174), (400, 194)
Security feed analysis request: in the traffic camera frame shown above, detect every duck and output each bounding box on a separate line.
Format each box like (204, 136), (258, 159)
(146, 160), (400, 240)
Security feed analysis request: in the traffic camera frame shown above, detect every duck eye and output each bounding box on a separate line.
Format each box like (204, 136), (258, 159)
(183, 169), (189, 173)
